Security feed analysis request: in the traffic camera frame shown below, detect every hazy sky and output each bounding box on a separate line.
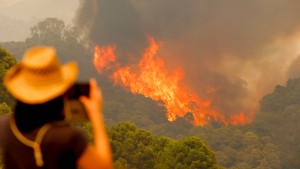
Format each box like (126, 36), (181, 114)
(0, 0), (23, 9)
(1, 0), (78, 21)
(0, 0), (79, 41)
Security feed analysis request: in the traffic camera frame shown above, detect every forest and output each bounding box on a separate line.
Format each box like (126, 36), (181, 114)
(1, 18), (300, 169)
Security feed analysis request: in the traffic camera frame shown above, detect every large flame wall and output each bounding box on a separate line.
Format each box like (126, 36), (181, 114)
(94, 36), (255, 125)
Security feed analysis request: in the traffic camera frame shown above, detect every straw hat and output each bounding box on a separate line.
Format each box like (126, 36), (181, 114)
(4, 46), (78, 104)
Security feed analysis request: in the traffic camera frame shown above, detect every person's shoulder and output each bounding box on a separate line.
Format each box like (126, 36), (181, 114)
(44, 122), (88, 154)
(0, 115), (10, 145)
(47, 122), (87, 142)
(0, 115), (10, 131)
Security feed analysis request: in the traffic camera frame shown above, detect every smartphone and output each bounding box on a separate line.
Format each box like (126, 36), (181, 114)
(65, 83), (90, 120)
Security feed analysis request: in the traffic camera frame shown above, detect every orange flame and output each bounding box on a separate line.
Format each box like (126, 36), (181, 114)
(94, 45), (116, 73)
(93, 36), (254, 126)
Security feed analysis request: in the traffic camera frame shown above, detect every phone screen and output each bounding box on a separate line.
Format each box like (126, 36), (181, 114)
(66, 83), (90, 99)
(65, 83), (90, 120)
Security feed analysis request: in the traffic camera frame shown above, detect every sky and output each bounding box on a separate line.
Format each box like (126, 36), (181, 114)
(0, 0), (79, 41)
(0, 0), (23, 9)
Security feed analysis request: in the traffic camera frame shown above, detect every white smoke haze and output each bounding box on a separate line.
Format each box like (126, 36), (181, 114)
(75, 0), (300, 117)
(0, 0), (79, 41)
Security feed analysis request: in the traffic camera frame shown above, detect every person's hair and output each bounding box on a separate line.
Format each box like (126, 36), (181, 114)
(14, 96), (65, 132)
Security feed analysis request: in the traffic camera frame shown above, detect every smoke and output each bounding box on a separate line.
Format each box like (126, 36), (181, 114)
(75, 0), (300, 117)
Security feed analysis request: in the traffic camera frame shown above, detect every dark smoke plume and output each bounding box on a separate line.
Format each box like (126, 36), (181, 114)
(75, 0), (300, 117)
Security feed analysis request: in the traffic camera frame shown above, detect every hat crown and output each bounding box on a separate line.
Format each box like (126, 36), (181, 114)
(22, 47), (62, 84)
(23, 47), (59, 68)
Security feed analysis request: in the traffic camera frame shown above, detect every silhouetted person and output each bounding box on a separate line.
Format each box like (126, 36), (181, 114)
(0, 46), (113, 169)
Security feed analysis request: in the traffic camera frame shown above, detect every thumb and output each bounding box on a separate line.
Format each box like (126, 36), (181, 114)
(79, 96), (89, 105)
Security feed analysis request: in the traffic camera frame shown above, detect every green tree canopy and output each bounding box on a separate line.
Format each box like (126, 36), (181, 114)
(107, 122), (224, 169)
(155, 136), (223, 169)
(0, 102), (12, 116)
(0, 48), (16, 106)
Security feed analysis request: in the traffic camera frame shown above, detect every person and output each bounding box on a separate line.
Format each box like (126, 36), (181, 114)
(0, 46), (113, 169)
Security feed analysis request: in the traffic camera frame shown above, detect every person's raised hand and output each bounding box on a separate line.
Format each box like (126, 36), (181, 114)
(79, 78), (103, 122)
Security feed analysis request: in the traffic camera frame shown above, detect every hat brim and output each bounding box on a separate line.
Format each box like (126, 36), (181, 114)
(4, 62), (78, 104)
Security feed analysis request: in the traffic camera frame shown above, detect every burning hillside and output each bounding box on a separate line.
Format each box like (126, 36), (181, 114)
(94, 36), (255, 125)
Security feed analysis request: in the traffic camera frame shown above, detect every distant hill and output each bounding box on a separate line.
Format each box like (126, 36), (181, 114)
(0, 15), (31, 42)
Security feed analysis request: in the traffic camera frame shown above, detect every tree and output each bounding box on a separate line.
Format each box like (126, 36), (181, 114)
(254, 77), (300, 169)
(155, 137), (224, 169)
(108, 122), (157, 169)
(25, 18), (87, 50)
(0, 48), (16, 106)
(0, 102), (12, 116)
(107, 122), (224, 169)
(26, 18), (65, 45)
(24, 18), (95, 80)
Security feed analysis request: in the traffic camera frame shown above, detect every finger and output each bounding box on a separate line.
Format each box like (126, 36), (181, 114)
(90, 78), (102, 99)
(90, 78), (98, 90)
(79, 96), (95, 118)
(89, 78), (94, 96)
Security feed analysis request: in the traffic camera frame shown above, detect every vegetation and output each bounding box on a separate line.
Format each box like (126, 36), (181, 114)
(252, 79), (300, 169)
(0, 48), (16, 106)
(108, 122), (223, 169)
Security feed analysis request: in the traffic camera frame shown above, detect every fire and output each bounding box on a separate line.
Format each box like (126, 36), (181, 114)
(94, 36), (254, 126)
(94, 45), (116, 73)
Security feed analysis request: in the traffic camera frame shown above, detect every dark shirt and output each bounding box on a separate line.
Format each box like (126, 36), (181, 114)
(0, 116), (88, 169)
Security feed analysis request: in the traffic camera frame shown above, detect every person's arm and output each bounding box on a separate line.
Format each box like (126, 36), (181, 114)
(77, 78), (113, 169)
